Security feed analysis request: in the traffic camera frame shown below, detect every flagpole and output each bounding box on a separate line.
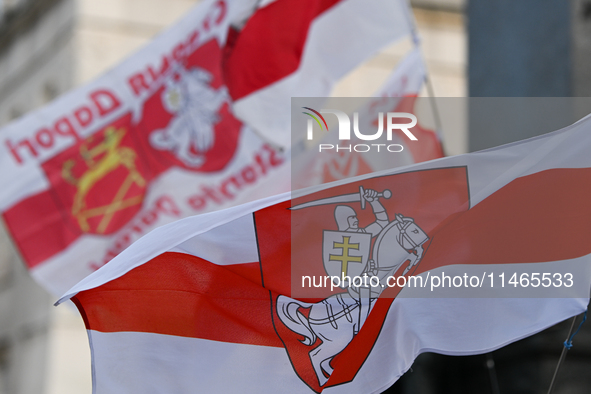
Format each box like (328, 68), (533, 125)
(424, 73), (445, 144)
(546, 316), (577, 394)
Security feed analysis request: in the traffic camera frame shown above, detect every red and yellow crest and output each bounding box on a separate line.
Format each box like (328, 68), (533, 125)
(43, 116), (150, 235)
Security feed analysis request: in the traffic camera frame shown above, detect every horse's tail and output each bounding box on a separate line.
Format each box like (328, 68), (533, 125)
(276, 296), (317, 346)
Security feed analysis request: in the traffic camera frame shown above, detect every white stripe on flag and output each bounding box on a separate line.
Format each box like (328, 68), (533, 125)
(169, 213), (258, 265)
(89, 331), (311, 394)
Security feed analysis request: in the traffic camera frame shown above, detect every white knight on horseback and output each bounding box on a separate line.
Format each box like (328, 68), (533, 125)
(278, 186), (429, 386)
(149, 66), (229, 167)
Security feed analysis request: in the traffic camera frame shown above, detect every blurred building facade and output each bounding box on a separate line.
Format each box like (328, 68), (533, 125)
(0, 0), (73, 393)
(0, 0), (467, 393)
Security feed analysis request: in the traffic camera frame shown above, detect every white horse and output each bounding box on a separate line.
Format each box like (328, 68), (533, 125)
(277, 214), (428, 386)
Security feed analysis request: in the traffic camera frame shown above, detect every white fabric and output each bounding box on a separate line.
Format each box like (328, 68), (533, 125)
(358, 297), (588, 391)
(169, 213), (259, 265)
(89, 331), (311, 394)
(84, 297), (587, 394)
(373, 47), (426, 96)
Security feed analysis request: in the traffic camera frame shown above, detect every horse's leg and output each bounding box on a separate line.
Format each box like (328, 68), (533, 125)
(320, 358), (334, 378)
(178, 125), (204, 167)
(402, 254), (417, 275)
(309, 326), (355, 387)
(309, 340), (330, 387)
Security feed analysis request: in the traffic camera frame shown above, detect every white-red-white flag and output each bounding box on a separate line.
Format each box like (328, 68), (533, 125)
(293, 48), (443, 189)
(224, 0), (414, 148)
(0, 0), (290, 297)
(370, 48), (443, 164)
(59, 114), (591, 393)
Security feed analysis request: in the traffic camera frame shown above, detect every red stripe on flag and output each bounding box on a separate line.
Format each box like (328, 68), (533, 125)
(223, 0), (343, 101)
(73, 252), (283, 347)
(419, 167), (591, 272)
(3, 191), (81, 269)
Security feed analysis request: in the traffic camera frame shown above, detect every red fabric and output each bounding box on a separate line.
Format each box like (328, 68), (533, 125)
(74, 252), (283, 347)
(417, 167), (591, 273)
(223, 0), (343, 101)
(3, 190), (80, 268)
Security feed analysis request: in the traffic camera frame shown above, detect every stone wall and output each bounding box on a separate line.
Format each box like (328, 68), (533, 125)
(0, 0), (74, 393)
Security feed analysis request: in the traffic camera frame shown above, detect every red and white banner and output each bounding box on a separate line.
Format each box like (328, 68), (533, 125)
(225, 0), (414, 148)
(0, 0), (416, 297)
(0, 0), (289, 297)
(60, 114), (591, 393)
(294, 48), (443, 189)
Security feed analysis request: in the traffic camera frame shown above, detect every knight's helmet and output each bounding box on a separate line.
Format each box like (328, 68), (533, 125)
(334, 205), (357, 231)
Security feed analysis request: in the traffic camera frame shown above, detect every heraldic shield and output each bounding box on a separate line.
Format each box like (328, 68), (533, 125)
(322, 230), (371, 285)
